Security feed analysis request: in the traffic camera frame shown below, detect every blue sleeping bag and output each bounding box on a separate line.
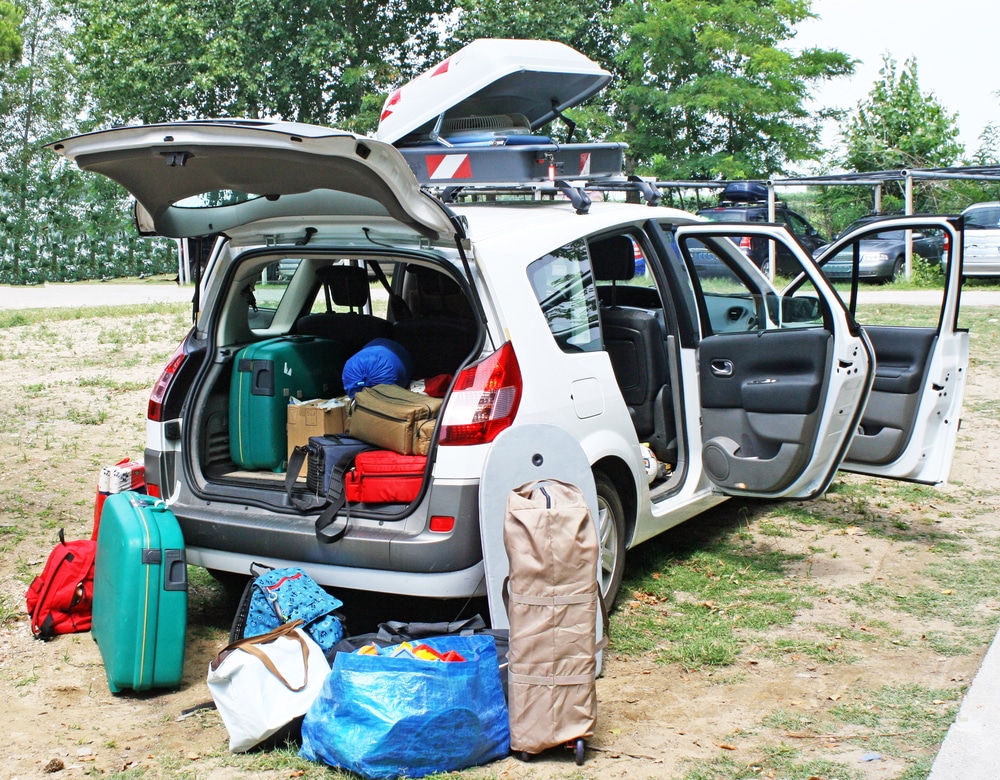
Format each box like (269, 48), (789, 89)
(342, 338), (413, 398)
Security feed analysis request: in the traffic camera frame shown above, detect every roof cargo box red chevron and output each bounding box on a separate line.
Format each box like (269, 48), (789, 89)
(377, 39), (626, 185)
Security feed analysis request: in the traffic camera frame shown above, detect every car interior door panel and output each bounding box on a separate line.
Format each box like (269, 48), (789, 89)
(846, 326), (937, 465)
(811, 215), (968, 485)
(699, 329), (831, 492)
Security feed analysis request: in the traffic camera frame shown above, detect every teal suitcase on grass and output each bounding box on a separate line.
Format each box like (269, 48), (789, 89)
(93, 492), (187, 693)
(229, 335), (347, 471)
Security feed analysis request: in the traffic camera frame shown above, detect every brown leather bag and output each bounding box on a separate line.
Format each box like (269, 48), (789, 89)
(347, 384), (442, 455)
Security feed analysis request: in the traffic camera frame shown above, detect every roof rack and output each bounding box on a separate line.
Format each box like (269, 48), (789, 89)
(428, 174), (665, 215)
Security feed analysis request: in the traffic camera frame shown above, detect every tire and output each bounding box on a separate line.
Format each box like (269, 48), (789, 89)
(595, 473), (627, 608)
(759, 258), (771, 277)
(888, 255), (905, 283)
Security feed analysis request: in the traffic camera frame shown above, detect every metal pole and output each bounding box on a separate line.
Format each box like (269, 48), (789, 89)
(767, 182), (777, 281)
(904, 173), (914, 280)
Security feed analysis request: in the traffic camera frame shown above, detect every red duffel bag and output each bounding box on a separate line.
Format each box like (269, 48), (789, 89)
(344, 450), (428, 504)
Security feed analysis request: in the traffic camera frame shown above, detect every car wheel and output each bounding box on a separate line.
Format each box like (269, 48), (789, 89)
(888, 255), (905, 283)
(759, 258), (771, 277)
(595, 473), (627, 608)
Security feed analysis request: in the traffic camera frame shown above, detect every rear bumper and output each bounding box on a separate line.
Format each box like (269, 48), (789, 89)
(187, 546), (487, 598)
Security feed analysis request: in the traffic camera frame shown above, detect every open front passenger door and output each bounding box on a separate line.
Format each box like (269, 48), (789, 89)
(666, 222), (874, 500)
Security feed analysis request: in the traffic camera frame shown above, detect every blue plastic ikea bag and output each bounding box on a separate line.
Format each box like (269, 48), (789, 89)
(299, 634), (509, 779)
(342, 338), (413, 398)
(243, 567), (345, 653)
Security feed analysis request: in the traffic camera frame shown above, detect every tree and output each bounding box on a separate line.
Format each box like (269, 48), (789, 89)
(66, 0), (453, 131)
(843, 56), (962, 172)
(609, 0), (854, 179)
(0, 0), (173, 284)
(0, 0), (22, 66)
(828, 55), (965, 218)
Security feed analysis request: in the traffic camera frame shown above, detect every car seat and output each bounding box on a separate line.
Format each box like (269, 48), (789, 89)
(389, 264), (478, 380)
(590, 236), (673, 457)
(297, 265), (392, 354)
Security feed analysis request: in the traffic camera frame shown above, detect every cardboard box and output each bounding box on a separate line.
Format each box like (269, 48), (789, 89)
(287, 398), (349, 459)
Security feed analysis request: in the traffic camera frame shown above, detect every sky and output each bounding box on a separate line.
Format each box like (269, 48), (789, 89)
(790, 0), (998, 166)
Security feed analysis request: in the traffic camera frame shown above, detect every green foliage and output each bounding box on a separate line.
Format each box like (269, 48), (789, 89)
(819, 55), (970, 220)
(611, 525), (811, 669)
(0, 0), (176, 284)
(0, 0), (22, 64)
(610, 0), (854, 179)
(844, 56), (963, 173)
(65, 0), (453, 127)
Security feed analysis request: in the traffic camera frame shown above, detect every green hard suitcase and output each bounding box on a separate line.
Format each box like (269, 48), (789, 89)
(93, 492), (187, 693)
(229, 335), (347, 472)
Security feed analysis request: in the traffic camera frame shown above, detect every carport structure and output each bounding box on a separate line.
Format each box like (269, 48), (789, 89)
(652, 164), (1000, 281)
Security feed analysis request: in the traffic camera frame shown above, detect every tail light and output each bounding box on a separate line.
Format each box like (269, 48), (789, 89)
(943, 233), (950, 254)
(148, 340), (189, 422)
(438, 342), (522, 446)
(739, 235), (753, 255)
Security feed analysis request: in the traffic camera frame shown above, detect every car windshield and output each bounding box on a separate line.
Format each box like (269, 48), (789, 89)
(964, 206), (1000, 229)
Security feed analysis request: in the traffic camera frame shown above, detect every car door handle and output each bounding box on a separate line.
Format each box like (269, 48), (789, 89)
(710, 359), (734, 377)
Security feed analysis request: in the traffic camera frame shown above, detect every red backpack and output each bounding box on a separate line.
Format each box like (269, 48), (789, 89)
(25, 529), (96, 639)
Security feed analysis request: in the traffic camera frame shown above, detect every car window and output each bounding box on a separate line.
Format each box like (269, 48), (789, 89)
(676, 235), (826, 336)
(237, 258), (303, 330)
(711, 210), (751, 223)
(965, 206), (1000, 228)
(527, 239), (602, 353)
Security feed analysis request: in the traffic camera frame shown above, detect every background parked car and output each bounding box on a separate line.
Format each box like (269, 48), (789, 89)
(958, 202), (1000, 277)
(813, 214), (947, 283)
(696, 182), (827, 276)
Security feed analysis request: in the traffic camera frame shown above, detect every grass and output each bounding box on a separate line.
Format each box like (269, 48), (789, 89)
(0, 301), (189, 330)
(612, 505), (814, 666)
(2, 295), (997, 778)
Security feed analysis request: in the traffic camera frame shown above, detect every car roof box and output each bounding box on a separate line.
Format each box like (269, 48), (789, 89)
(721, 181), (769, 203)
(377, 39), (625, 185)
(377, 39), (612, 146)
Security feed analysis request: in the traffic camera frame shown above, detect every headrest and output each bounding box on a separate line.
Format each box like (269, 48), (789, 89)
(589, 235), (635, 282)
(316, 264), (370, 308)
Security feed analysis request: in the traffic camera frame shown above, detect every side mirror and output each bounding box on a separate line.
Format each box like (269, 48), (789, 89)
(781, 295), (821, 323)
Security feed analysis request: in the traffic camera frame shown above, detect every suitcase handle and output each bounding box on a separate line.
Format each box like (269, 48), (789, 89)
(126, 493), (167, 512)
(164, 549), (188, 592)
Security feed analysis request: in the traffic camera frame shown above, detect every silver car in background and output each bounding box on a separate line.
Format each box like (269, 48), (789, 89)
(960, 202), (1000, 277)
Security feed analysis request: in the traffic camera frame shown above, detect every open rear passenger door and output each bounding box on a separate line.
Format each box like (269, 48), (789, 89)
(812, 215), (968, 484)
(666, 222), (875, 500)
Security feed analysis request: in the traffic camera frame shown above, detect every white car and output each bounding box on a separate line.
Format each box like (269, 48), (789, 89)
(959, 202), (1000, 277)
(48, 41), (968, 613)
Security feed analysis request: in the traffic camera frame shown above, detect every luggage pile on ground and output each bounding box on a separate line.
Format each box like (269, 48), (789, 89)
(24, 461), (603, 778)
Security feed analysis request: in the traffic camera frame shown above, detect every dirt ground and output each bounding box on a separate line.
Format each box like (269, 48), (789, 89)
(1, 304), (998, 780)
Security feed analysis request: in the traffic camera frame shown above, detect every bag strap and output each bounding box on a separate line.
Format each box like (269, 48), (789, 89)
(219, 620), (312, 692)
(313, 442), (376, 543)
(29, 530), (75, 639)
(284, 445), (325, 511)
(286, 440), (376, 526)
(314, 487), (351, 544)
(376, 614), (488, 643)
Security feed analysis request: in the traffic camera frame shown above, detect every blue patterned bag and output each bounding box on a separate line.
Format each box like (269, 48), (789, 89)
(300, 634), (509, 779)
(242, 567), (345, 653)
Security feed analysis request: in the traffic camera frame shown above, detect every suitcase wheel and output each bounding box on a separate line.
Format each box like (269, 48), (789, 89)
(572, 738), (585, 766)
(519, 751), (531, 762)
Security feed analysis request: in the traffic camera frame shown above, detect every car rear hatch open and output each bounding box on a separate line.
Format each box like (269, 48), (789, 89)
(47, 120), (457, 243)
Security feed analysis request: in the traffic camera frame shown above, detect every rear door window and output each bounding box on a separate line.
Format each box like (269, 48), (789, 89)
(527, 239), (602, 353)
